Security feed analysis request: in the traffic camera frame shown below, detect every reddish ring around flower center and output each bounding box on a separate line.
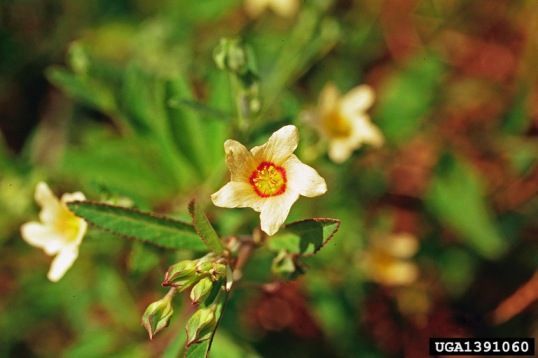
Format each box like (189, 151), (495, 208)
(249, 162), (287, 198)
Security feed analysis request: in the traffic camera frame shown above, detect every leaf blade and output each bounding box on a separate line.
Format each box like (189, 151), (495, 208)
(188, 200), (224, 254)
(268, 218), (340, 256)
(67, 201), (207, 251)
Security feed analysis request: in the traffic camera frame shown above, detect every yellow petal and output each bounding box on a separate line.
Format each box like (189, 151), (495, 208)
(270, 0), (299, 17)
(385, 233), (419, 258)
(48, 247), (79, 282)
(224, 140), (256, 182)
(20, 222), (66, 255)
(341, 84), (375, 118)
(245, 0), (269, 17)
(35, 181), (62, 225)
(211, 182), (263, 211)
(61, 191), (86, 204)
(328, 139), (356, 163)
(382, 261), (419, 286)
(251, 125), (298, 165)
(259, 191), (299, 235)
(351, 115), (384, 147)
(284, 154), (327, 197)
(73, 219), (88, 246)
(319, 83), (340, 116)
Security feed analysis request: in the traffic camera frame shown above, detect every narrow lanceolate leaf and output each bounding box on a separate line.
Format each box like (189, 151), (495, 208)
(188, 200), (224, 254)
(67, 201), (207, 251)
(268, 218), (340, 256)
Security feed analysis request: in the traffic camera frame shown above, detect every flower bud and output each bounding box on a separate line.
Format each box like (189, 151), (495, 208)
(68, 42), (89, 75)
(190, 277), (213, 304)
(210, 263), (227, 281)
(213, 38), (247, 74)
(162, 260), (198, 290)
(186, 306), (216, 346)
(141, 294), (174, 340)
(196, 261), (214, 273)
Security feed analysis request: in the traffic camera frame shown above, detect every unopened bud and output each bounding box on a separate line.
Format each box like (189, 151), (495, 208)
(163, 260), (198, 289)
(213, 38), (247, 74)
(186, 306), (216, 346)
(210, 263), (227, 281)
(196, 261), (214, 273)
(68, 42), (89, 75)
(190, 277), (213, 304)
(141, 293), (174, 340)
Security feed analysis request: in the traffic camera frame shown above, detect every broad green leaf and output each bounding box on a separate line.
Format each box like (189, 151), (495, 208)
(268, 218), (340, 256)
(426, 154), (508, 258)
(67, 201), (207, 251)
(189, 200), (224, 254)
(374, 54), (444, 143)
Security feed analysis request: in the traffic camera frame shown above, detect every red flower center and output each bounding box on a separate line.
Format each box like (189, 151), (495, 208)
(249, 162), (287, 197)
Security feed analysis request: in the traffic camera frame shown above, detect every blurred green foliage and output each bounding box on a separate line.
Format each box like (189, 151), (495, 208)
(1, 0), (537, 357)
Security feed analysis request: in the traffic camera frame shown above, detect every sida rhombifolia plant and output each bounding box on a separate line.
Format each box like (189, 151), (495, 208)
(21, 38), (340, 357)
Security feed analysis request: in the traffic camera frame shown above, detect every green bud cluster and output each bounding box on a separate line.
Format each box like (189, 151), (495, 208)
(162, 254), (228, 304)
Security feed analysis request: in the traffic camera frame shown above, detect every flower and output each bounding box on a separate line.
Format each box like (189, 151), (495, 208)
(211, 125), (327, 236)
(244, 0), (299, 18)
(20, 182), (87, 282)
(361, 233), (419, 286)
(305, 83), (383, 163)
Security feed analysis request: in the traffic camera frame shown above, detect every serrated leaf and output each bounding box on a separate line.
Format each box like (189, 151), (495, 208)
(426, 154), (508, 258)
(67, 201), (207, 251)
(268, 218), (340, 256)
(188, 200), (224, 254)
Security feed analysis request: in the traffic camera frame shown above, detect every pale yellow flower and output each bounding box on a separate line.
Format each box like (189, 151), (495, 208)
(307, 83), (383, 163)
(244, 0), (299, 18)
(361, 233), (419, 286)
(211, 125), (327, 236)
(20, 182), (87, 282)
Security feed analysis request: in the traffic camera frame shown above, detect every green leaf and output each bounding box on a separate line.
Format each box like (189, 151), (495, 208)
(188, 200), (224, 254)
(168, 98), (232, 121)
(61, 130), (180, 205)
(268, 218), (340, 256)
(46, 67), (116, 113)
(374, 54), (444, 143)
(426, 154), (508, 258)
(165, 77), (212, 176)
(67, 201), (207, 251)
